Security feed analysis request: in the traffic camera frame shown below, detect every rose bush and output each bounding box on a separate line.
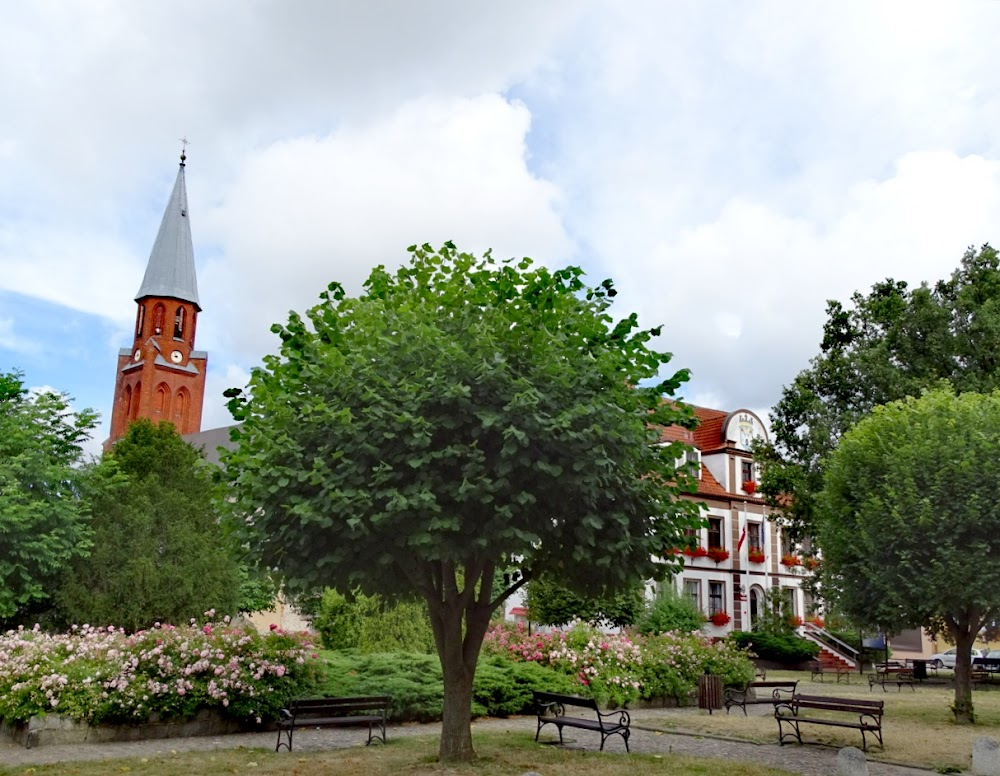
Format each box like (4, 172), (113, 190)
(483, 621), (754, 707)
(0, 615), (320, 726)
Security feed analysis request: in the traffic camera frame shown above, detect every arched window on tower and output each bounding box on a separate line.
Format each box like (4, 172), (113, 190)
(174, 306), (185, 339)
(131, 382), (142, 420)
(174, 388), (188, 423)
(155, 383), (170, 415)
(153, 304), (165, 335)
(188, 312), (197, 347)
(122, 384), (133, 419)
(136, 305), (145, 339)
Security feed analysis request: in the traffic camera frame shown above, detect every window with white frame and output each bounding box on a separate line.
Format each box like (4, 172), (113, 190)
(707, 516), (723, 549)
(708, 581), (725, 615)
(683, 579), (701, 611)
(748, 522), (763, 552)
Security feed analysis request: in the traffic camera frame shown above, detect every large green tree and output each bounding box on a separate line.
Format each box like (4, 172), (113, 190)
(0, 372), (97, 623)
(818, 388), (1000, 723)
(223, 242), (702, 762)
(762, 244), (1000, 538)
(55, 419), (241, 631)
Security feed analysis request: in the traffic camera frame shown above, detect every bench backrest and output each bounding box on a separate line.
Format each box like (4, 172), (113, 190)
(793, 694), (883, 715)
(750, 680), (798, 690)
(533, 691), (599, 713)
(289, 695), (391, 716)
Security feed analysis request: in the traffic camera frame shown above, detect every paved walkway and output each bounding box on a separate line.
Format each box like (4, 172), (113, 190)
(0, 709), (934, 775)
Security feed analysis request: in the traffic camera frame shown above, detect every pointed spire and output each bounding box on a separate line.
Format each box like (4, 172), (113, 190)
(135, 153), (201, 309)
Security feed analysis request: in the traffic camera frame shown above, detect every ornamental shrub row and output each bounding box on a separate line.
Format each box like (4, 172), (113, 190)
(728, 630), (820, 663)
(315, 651), (579, 721)
(0, 618), (320, 726)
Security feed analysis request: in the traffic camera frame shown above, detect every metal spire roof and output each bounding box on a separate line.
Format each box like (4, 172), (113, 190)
(135, 152), (201, 309)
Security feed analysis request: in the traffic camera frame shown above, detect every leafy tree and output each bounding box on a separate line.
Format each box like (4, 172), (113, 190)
(636, 583), (705, 635)
(525, 576), (646, 629)
(817, 388), (1000, 723)
(0, 372), (97, 623)
(55, 419), (241, 631)
(223, 242), (702, 762)
(762, 244), (1000, 539)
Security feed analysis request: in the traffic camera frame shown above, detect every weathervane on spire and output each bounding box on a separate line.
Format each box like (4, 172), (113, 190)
(179, 136), (190, 164)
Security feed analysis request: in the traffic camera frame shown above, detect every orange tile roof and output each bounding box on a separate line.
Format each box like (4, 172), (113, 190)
(692, 406), (728, 452)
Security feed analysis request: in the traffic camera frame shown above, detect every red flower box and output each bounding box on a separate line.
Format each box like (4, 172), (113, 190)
(742, 480), (756, 494)
(747, 549), (766, 564)
(788, 615), (804, 627)
(802, 557), (820, 571)
(684, 546), (709, 558)
(808, 616), (825, 628)
(781, 554), (801, 567)
(709, 611), (731, 627)
(707, 547), (730, 563)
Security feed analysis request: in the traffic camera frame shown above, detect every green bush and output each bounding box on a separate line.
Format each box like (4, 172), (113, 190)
(636, 584), (705, 635)
(313, 589), (435, 653)
(729, 631), (820, 663)
(315, 651), (577, 722)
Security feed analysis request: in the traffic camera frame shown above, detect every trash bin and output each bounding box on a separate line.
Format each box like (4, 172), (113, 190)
(698, 673), (723, 714)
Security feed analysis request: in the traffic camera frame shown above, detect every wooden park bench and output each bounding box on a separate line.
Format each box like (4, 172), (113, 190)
(775, 694), (884, 752)
(723, 679), (798, 715)
(807, 660), (852, 683)
(868, 663), (915, 692)
(533, 691), (631, 752)
(275, 695), (391, 752)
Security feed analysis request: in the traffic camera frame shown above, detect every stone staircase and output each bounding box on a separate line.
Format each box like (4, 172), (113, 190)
(800, 624), (858, 671)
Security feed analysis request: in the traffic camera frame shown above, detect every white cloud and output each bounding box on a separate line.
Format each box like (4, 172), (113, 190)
(0, 318), (38, 354)
(198, 94), (573, 361)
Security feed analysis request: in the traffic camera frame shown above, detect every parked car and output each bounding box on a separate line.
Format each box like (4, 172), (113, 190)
(929, 647), (984, 669)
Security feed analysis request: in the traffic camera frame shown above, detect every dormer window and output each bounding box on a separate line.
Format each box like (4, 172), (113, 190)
(677, 448), (702, 479)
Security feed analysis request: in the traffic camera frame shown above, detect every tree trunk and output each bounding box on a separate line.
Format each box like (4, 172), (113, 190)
(428, 592), (493, 763)
(951, 616), (978, 724)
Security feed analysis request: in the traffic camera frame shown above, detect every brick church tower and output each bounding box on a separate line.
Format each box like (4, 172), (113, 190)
(106, 151), (207, 447)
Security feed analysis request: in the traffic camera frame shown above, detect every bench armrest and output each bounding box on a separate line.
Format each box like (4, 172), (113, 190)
(279, 708), (294, 723)
(596, 708), (630, 728)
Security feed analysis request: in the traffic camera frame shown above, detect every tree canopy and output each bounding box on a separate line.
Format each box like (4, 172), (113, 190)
(0, 372), (97, 623)
(817, 388), (1000, 723)
(223, 242), (702, 761)
(762, 244), (1000, 538)
(55, 419), (241, 631)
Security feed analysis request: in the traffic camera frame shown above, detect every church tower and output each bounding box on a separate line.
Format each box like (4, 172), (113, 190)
(106, 150), (207, 447)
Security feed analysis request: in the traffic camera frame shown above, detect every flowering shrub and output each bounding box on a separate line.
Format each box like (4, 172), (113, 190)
(0, 616), (320, 726)
(807, 616), (825, 628)
(637, 631), (753, 703)
(483, 620), (754, 708)
(787, 615), (804, 627)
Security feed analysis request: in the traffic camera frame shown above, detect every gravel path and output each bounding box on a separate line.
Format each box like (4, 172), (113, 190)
(0, 710), (935, 775)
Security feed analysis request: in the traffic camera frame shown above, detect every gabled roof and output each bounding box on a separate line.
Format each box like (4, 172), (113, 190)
(692, 406), (727, 452)
(135, 157), (201, 309)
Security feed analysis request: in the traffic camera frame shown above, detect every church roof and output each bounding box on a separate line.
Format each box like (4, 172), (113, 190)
(135, 156), (201, 309)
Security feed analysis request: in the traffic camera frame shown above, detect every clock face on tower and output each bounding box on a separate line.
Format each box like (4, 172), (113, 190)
(133, 349), (141, 361)
(170, 350), (183, 364)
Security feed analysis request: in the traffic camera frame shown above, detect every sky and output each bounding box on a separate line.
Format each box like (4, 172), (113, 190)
(3, 1), (1000, 456)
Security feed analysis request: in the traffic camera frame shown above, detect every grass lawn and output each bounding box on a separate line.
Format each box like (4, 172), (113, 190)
(0, 730), (795, 776)
(637, 669), (1000, 772)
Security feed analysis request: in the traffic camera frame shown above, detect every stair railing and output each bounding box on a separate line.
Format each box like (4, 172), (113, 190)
(800, 624), (859, 665)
